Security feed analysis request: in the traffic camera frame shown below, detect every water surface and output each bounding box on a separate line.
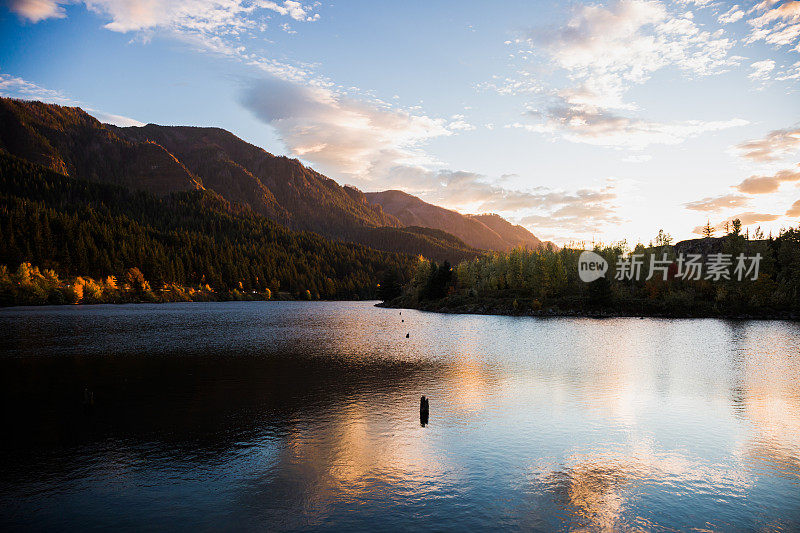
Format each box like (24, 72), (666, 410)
(1, 301), (799, 531)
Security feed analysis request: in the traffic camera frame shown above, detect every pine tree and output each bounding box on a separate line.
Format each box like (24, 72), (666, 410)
(702, 220), (715, 238)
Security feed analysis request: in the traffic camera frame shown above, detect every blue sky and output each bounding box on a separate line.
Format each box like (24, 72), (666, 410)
(2, 0), (799, 244)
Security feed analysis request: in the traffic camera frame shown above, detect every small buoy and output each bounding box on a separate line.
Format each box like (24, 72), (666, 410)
(406, 333), (409, 338)
(420, 395), (430, 426)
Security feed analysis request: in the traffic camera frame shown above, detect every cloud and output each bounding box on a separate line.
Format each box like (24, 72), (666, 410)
(692, 211), (782, 234)
(684, 193), (751, 212)
(718, 5), (745, 24)
(747, 0), (800, 51)
(410, 176), (623, 237)
(787, 198), (800, 216)
(5, 1), (324, 87)
(241, 77), (452, 179)
(509, 101), (747, 149)
(6, 0), (65, 21)
(776, 60), (800, 80)
(1, 71), (144, 127)
(522, 0), (740, 105)
(501, 0), (745, 148)
(519, 185), (623, 234)
(727, 212), (782, 225)
(748, 59), (776, 81)
(735, 166), (800, 193)
(260, 0), (318, 22)
(0, 72), (71, 103)
(447, 114), (476, 131)
(85, 108), (145, 127)
(379, 166), (546, 212)
(5, 0), (320, 31)
(241, 76), (621, 235)
(734, 127), (800, 161)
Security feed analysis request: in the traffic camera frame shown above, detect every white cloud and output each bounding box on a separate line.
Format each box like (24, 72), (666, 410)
(776, 60), (800, 80)
(6, 0), (65, 21)
(381, 166), (623, 237)
(746, 0), (800, 51)
(241, 77), (453, 179)
(734, 126), (800, 161)
(522, 0), (740, 108)
(6, 0), (325, 96)
(447, 114), (476, 131)
(0, 72), (71, 103)
(509, 100), (747, 149)
(6, 0), (320, 31)
(85, 108), (145, 127)
(499, 0), (745, 149)
(518, 184), (623, 235)
(748, 59), (776, 80)
(240, 76), (621, 232)
(259, 0), (317, 22)
(718, 5), (745, 24)
(0, 71), (145, 127)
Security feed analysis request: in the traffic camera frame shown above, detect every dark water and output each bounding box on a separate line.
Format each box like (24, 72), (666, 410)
(1, 302), (799, 531)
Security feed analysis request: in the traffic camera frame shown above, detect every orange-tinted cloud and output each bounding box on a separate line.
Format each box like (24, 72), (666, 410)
(735, 166), (800, 194)
(787, 199), (800, 217)
(692, 212), (782, 235)
(735, 128), (800, 162)
(684, 193), (751, 212)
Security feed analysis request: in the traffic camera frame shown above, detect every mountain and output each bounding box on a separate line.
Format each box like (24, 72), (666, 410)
(113, 124), (398, 233)
(0, 151), (414, 299)
(0, 98), (478, 263)
(0, 98), (202, 196)
(365, 190), (548, 252)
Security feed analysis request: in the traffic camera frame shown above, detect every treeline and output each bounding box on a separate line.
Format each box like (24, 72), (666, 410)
(390, 225), (800, 318)
(0, 152), (416, 303)
(0, 263), (282, 306)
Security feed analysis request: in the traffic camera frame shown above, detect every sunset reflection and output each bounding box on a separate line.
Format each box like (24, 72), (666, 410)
(532, 445), (751, 531)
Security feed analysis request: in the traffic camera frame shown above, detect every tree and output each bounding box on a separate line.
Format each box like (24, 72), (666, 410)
(377, 268), (402, 302)
(702, 220), (715, 238)
(654, 229), (673, 248)
(422, 260), (453, 300)
(730, 218), (742, 237)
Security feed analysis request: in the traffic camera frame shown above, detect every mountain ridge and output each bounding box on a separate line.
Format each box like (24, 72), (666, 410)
(0, 98), (548, 261)
(365, 190), (550, 252)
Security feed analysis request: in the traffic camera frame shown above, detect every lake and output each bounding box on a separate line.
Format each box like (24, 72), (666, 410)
(1, 301), (799, 531)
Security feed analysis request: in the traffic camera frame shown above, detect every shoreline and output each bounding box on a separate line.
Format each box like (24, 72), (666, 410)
(0, 297), (373, 309)
(377, 298), (799, 321)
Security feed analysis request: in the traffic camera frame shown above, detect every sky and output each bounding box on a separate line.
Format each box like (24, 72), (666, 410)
(1, 0), (799, 245)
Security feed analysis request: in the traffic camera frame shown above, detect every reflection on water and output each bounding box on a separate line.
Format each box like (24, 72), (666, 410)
(1, 302), (800, 531)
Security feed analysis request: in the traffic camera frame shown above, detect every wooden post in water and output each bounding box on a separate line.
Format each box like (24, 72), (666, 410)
(420, 395), (429, 426)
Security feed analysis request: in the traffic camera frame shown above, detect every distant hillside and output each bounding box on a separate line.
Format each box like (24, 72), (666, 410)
(114, 124), (396, 233)
(0, 151), (416, 299)
(365, 190), (548, 251)
(0, 98), (202, 196)
(0, 98), (478, 263)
